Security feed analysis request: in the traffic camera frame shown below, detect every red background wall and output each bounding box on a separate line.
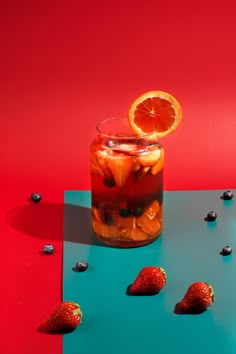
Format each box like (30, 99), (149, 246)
(1, 0), (236, 353)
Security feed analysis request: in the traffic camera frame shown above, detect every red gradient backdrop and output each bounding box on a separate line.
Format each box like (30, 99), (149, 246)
(1, 1), (236, 353)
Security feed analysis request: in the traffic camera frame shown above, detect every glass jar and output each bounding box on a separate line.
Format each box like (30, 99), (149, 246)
(90, 117), (164, 247)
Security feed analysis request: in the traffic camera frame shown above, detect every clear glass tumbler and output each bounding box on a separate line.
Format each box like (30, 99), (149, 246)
(90, 117), (164, 247)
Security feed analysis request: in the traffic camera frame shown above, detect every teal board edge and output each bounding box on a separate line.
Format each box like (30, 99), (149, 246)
(63, 190), (236, 354)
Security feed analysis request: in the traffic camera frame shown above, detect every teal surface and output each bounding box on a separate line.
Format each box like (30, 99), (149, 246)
(63, 190), (236, 354)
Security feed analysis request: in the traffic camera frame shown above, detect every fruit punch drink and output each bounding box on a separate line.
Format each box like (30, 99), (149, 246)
(90, 117), (164, 247)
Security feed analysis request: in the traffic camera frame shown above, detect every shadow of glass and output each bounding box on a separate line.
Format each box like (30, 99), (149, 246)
(64, 203), (104, 246)
(6, 202), (105, 246)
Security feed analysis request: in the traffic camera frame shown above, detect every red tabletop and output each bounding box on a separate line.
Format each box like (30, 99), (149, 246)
(1, 1), (236, 353)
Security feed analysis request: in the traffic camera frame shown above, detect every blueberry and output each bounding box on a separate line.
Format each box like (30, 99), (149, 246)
(132, 208), (143, 217)
(31, 192), (42, 203)
(43, 244), (54, 255)
(221, 245), (232, 256)
(222, 190), (234, 200)
(75, 261), (88, 272)
(103, 177), (116, 188)
(119, 208), (131, 217)
(207, 211), (217, 221)
(102, 212), (114, 225)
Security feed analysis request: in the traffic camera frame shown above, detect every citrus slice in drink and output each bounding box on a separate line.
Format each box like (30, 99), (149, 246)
(92, 206), (103, 223)
(92, 219), (119, 239)
(90, 152), (104, 176)
(130, 227), (148, 241)
(145, 199), (160, 219)
(151, 147), (164, 175)
(128, 90), (182, 138)
(95, 150), (113, 177)
(138, 216), (161, 236)
(137, 149), (161, 167)
(116, 214), (136, 228)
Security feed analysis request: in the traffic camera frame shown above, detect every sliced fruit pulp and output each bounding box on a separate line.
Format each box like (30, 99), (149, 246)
(91, 137), (163, 187)
(90, 136), (163, 245)
(107, 154), (134, 188)
(91, 173), (163, 243)
(92, 195), (163, 243)
(134, 97), (175, 133)
(136, 149), (161, 167)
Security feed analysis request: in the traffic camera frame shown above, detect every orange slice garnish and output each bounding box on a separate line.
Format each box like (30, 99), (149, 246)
(128, 90), (182, 138)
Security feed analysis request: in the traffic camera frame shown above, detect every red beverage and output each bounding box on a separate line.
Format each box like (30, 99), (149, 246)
(90, 117), (164, 247)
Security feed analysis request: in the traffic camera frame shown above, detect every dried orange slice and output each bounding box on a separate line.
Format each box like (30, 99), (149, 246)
(128, 91), (182, 138)
(139, 216), (161, 236)
(116, 214), (136, 228)
(136, 200), (160, 228)
(145, 200), (160, 219)
(92, 219), (119, 239)
(130, 227), (148, 241)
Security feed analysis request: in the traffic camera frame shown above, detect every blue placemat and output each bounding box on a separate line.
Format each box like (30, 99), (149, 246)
(63, 190), (236, 354)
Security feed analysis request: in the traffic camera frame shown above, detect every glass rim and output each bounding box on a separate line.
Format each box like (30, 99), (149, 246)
(96, 116), (158, 140)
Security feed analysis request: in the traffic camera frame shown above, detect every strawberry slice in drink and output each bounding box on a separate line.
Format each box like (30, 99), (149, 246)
(107, 153), (134, 188)
(151, 147), (164, 175)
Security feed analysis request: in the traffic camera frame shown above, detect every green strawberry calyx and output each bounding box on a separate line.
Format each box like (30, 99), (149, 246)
(159, 267), (167, 281)
(72, 303), (83, 320)
(205, 282), (215, 303)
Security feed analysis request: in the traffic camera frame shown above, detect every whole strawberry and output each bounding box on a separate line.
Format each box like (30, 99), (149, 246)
(178, 282), (214, 313)
(41, 302), (82, 333)
(129, 266), (167, 295)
